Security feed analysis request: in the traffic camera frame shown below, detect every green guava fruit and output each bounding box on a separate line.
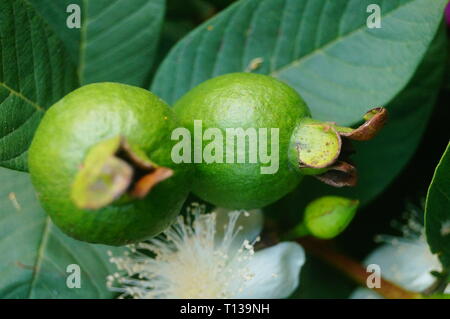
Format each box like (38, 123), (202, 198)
(173, 73), (387, 209)
(28, 83), (191, 246)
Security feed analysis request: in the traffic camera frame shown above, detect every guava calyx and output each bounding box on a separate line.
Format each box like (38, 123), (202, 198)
(289, 107), (388, 187)
(71, 136), (173, 210)
(313, 160), (358, 187)
(334, 107), (388, 141)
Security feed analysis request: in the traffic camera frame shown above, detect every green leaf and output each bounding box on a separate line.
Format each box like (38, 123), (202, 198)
(0, 167), (123, 298)
(267, 24), (447, 225)
(152, 0), (446, 125)
(425, 143), (450, 270)
(28, 0), (166, 86)
(0, 0), (78, 172)
(26, 0), (80, 64)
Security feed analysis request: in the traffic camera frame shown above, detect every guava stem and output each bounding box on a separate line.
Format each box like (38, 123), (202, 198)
(283, 222), (310, 240)
(296, 237), (421, 299)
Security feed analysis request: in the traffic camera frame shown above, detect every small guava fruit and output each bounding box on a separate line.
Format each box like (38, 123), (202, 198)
(28, 83), (191, 246)
(174, 73), (387, 209)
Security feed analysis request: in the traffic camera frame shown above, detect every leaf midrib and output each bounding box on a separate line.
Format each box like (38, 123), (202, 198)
(0, 82), (44, 112)
(271, 0), (426, 77)
(5, 0), (47, 113)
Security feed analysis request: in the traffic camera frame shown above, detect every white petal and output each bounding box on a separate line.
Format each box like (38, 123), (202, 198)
(234, 242), (305, 299)
(362, 239), (441, 292)
(349, 288), (382, 299)
(445, 284), (450, 294)
(214, 207), (263, 244)
(350, 237), (442, 298)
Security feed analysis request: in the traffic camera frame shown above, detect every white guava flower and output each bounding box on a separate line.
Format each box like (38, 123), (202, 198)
(350, 215), (447, 299)
(107, 205), (305, 299)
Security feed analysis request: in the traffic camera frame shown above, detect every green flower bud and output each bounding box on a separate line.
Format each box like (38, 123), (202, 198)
(303, 196), (359, 239)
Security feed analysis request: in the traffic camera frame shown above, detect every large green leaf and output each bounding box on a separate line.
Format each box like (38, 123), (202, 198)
(29, 0), (165, 86)
(152, 0), (446, 125)
(425, 143), (450, 270)
(0, 167), (123, 298)
(0, 0), (78, 172)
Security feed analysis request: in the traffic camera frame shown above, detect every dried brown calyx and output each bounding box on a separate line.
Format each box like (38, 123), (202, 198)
(71, 136), (173, 210)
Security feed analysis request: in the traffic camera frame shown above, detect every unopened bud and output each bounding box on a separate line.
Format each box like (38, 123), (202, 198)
(304, 196), (359, 239)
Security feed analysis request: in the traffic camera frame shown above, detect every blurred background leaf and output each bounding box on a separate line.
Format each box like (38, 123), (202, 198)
(0, 167), (123, 298)
(29, 0), (165, 87)
(0, 0), (78, 172)
(425, 143), (450, 270)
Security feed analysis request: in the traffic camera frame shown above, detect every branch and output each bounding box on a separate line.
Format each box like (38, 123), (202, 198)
(297, 237), (421, 299)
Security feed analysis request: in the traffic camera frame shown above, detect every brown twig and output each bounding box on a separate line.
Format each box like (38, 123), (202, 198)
(297, 237), (421, 299)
